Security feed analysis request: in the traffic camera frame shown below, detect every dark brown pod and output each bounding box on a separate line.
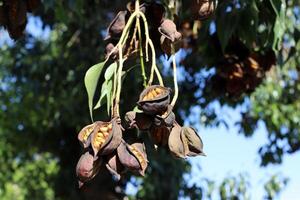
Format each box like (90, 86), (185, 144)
(160, 35), (182, 56)
(117, 141), (141, 171)
(76, 151), (102, 188)
(195, 0), (216, 20)
(0, 6), (7, 26)
(105, 43), (118, 59)
(78, 123), (96, 148)
(153, 105), (175, 127)
(130, 142), (148, 175)
(100, 118), (123, 156)
(150, 126), (170, 146)
(105, 153), (126, 181)
(182, 127), (205, 157)
(90, 121), (114, 157)
(124, 111), (153, 130)
(168, 123), (186, 158)
(137, 85), (171, 115)
(6, 0), (27, 39)
(105, 11), (128, 40)
(158, 19), (181, 42)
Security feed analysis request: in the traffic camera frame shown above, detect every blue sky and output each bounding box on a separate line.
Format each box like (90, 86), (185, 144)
(1, 16), (300, 200)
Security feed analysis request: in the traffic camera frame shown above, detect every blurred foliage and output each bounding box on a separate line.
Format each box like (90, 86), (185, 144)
(0, 0), (299, 199)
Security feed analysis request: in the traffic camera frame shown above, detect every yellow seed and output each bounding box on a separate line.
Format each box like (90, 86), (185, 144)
(148, 92), (154, 99)
(107, 123), (112, 130)
(248, 57), (259, 69)
(155, 88), (162, 94)
(151, 90), (158, 97)
(100, 127), (108, 132)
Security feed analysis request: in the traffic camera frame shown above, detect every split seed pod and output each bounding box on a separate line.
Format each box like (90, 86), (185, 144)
(105, 11), (128, 40)
(124, 111), (153, 130)
(195, 0), (216, 20)
(158, 19), (181, 42)
(90, 121), (113, 157)
(105, 153), (126, 181)
(99, 118), (123, 156)
(153, 105), (175, 127)
(76, 151), (102, 188)
(137, 85), (171, 115)
(150, 126), (170, 146)
(78, 123), (96, 148)
(168, 123), (186, 158)
(117, 142), (148, 175)
(182, 127), (205, 157)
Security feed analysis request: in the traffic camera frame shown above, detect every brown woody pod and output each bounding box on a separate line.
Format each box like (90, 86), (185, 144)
(124, 111), (153, 130)
(194, 0), (216, 20)
(105, 153), (126, 181)
(117, 142), (141, 171)
(168, 123), (186, 158)
(150, 126), (170, 146)
(181, 127), (205, 157)
(105, 11), (128, 40)
(153, 105), (175, 127)
(6, 0), (27, 39)
(158, 19), (181, 42)
(90, 121), (113, 157)
(137, 85), (171, 115)
(130, 142), (148, 175)
(78, 123), (96, 148)
(76, 151), (102, 188)
(100, 118), (123, 156)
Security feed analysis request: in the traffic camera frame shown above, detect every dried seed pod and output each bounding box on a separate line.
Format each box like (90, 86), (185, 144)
(150, 126), (170, 146)
(117, 142), (141, 171)
(90, 121), (113, 157)
(0, 6), (6, 26)
(78, 123), (96, 148)
(137, 85), (171, 115)
(129, 143), (148, 175)
(105, 43), (118, 59)
(99, 118), (122, 156)
(181, 127), (205, 157)
(124, 111), (153, 130)
(168, 123), (186, 158)
(160, 35), (182, 56)
(26, 0), (41, 12)
(6, 0), (27, 39)
(105, 153), (125, 181)
(76, 151), (102, 188)
(195, 0), (216, 20)
(158, 19), (181, 42)
(105, 11), (128, 40)
(153, 105), (175, 127)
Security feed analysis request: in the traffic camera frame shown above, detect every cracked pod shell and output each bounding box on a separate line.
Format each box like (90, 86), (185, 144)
(124, 111), (153, 130)
(105, 153), (126, 181)
(150, 125), (170, 146)
(78, 123), (97, 148)
(137, 85), (171, 115)
(182, 127), (205, 157)
(76, 151), (102, 188)
(153, 105), (175, 127)
(168, 123), (186, 158)
(99, 118), (123, 156)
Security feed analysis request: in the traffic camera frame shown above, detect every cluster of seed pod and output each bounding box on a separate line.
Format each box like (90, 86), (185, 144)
(125, 85), (205, 159)
(0, 0), (41, 39)
(76, 118), (148, 187)
(104, 1), (182, 59)
(213, 50), (276, 96)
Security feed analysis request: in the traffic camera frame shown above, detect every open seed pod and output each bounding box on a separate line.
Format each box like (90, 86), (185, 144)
(149, 125), (170, 146)
(78, 123), (97, 148)
(99, 118), (123, 156)
(168, 123), (186, 158)
(137, 85), (171, 115)
(193, 0), (216, 20)
(153, 105), (175, 127)
(117, 141), (148, 176)
(124, 111), (153, 130)
(158, 19), (181, 42)
(105, 153), (126, 181)
(181, 127), (205, 157)
(76, 151), (102, 188)
(105, 10), (128, 40)
(90, 121), (113, 157)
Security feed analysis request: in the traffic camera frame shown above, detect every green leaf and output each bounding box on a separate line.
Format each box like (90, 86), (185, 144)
(84, 61), (106, 121)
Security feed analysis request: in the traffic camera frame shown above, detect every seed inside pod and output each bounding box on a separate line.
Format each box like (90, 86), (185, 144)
(78, 123), (96, 148)
(137, 85), (171, 115)
(129, 143), (148, 174)
(91, 122), (114, 156)
(117, 142), (141, 171)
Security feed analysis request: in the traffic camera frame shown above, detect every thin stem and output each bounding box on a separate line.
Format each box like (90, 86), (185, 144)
(148, 39), (164, 86)
(171, 44), (178, 107)
(115, 46), (124, 118)
(111, 65), (117, 116)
